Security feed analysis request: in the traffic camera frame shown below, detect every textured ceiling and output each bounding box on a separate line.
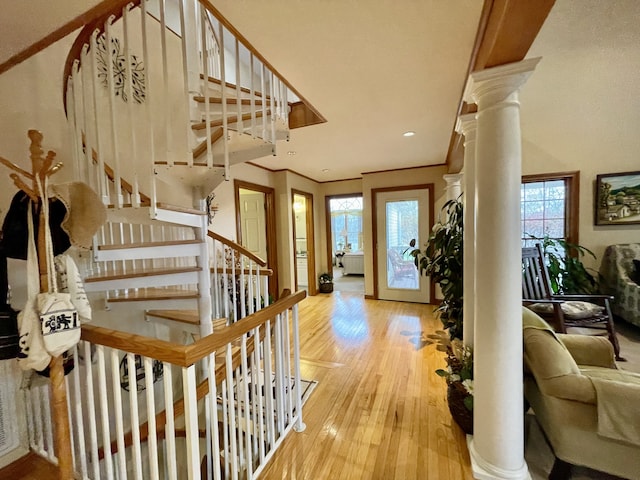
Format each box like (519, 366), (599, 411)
(211, 0), (484, 181)
(3, 1), (637, 183)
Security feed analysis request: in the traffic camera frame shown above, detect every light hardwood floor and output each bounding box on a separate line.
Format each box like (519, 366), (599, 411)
(259, 291), (473, 480)
(5, 291), (472, 479)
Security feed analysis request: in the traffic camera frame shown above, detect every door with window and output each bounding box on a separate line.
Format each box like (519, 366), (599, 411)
(374, 187), (432, 303)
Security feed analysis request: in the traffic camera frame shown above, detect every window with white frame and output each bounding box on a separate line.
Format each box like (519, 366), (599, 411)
(329, 196), (363, 252)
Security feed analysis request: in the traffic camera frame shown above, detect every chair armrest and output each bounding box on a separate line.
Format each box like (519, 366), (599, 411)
(557, 334), (616, 369)
(552, 294), (614, 302)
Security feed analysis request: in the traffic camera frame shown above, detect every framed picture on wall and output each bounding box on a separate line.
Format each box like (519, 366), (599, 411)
(595, 171), (640, 225)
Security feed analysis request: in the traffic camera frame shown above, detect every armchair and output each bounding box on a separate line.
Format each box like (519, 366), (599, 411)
(522, 307), (640, 480)
(600, 243), (640, 328)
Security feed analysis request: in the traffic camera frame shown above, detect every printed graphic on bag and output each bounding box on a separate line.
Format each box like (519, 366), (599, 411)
(41, 310), (79, 335)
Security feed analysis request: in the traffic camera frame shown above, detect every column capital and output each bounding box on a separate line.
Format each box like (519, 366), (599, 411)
(443, 173), (463, 187)
(463, 57), (541, 108)
(455, 113), (477, 141)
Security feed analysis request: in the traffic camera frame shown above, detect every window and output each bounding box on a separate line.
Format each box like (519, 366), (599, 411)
(521, 172), (579, 247)
(329, 196), (363, 252)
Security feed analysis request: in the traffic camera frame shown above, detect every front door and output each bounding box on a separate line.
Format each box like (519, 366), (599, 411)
(375, 187), (431, 303)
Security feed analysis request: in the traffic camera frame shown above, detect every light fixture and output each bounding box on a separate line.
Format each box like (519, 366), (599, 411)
(403, 131), (416, 137)
(322, 168), (330, 173)
(287, 150), (297, 155)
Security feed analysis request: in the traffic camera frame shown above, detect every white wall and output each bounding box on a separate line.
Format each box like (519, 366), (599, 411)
(521, 138), (640, 272)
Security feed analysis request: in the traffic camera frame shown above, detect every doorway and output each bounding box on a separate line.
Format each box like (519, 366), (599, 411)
(234, 180), (279, 301)
(292, 190), (316, 295)
(325, 194), (364, 294)
(372, 185), (434, 303)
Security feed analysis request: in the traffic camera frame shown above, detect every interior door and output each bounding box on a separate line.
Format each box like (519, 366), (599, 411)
(239, 190), (268, 262)
(375, 188), (431, 303)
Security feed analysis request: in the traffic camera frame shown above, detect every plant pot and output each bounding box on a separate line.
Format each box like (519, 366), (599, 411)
(447, 381), (473, 434)
(319, 283), (333, 293)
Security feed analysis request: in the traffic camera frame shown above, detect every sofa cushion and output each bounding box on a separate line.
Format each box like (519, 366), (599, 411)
(528, 300), (604, 319)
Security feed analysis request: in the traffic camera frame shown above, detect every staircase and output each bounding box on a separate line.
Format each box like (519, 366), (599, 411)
(15, 0), (310, 478)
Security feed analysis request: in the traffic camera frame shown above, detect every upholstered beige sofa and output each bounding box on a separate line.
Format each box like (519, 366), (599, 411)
(523, 307), (640, 479)
(600, 243), (640, 327)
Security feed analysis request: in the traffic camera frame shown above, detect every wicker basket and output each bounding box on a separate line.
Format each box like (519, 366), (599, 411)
(447, 381), (473, 434)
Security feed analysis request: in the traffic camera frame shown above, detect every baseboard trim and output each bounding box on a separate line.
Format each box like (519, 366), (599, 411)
(364, 294), (376, 300)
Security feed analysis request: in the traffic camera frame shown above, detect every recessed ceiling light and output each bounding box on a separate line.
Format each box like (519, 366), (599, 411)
(287, 150), (297, 155)
(403, 131), (416, 137)
(322, 169), (330, 173)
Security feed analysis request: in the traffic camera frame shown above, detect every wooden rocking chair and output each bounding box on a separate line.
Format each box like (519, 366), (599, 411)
(522, 243), (622, 360)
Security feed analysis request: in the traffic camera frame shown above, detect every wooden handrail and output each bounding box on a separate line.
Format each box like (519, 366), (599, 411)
(81, 289), (306, 367)
(208, 230), (267, 267)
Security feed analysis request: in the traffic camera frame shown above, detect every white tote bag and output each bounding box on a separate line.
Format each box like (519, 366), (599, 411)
(17, 203), (52, 371)
(35, 175), (80, 358)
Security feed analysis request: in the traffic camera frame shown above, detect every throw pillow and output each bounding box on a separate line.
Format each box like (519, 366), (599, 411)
(528, 301), (605, 319)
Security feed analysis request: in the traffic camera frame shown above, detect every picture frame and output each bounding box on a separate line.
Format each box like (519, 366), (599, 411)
(595, 171), (640, 226)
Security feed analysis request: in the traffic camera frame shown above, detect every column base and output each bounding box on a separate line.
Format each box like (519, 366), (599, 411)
(467, 436), (531, 480)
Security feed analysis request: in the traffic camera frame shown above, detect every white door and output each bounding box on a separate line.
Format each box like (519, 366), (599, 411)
(376, 188), (430, 303)
(239, 190), (268, 262)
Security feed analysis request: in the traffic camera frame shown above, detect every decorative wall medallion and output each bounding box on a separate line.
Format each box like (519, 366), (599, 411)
(96, 34), (146, 104)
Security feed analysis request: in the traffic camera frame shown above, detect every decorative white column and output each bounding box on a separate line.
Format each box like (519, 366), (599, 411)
(456, 114), (478, 348)
(464, 57), (540, 480)
(443, 173), (463, 202)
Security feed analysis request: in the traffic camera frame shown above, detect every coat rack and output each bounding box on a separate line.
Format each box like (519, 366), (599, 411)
(0, 130), (73, 479)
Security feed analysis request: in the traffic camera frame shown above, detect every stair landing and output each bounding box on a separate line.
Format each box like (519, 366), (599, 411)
(0, 452), (59, 480)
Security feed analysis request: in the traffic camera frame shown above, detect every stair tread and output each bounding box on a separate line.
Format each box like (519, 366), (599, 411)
(107, 287), (199, 302)
(200, 74), (271, 100)
(191, 110), (268, 131)
(98, 239), (202, 251)
(193, 96), (264, 106)
(146, 310), (228, 329)
(85, 265), (201, 283)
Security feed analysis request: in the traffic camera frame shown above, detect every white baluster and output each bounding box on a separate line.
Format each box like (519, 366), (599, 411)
(159, 0), (172, 164)
(111, 350), (128, 479)
(218, 22), (230, 181)
(105, 16), (124, 208)
(140, 0), (156, 209)
(90, 31), (109, 204)
(71, 344), (88, 477)
(182, 365), (201, 480)
(163, 362), (178, 480)
(123, 5), (141, 207)
(144, 357), (160, 479)
(292, 304), (306, 432)
(200, 4), (213, 169)
(84, 342), (101, 478)
(126, 353), (144, 480)
(97, 345), (114, 478)
(235, 38), (243, 136)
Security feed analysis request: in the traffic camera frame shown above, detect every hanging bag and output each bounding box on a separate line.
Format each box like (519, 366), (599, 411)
(35, 175), (80, 358)
(17, 203), (52, 371)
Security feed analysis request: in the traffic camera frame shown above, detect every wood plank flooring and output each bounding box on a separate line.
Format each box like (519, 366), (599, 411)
(5, 292), (472, 479)
(259, 291), (472, 480)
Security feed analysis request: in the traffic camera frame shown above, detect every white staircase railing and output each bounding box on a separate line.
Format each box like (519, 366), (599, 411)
(24, 290), (307, 479)
(64, 0), (291, 210)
